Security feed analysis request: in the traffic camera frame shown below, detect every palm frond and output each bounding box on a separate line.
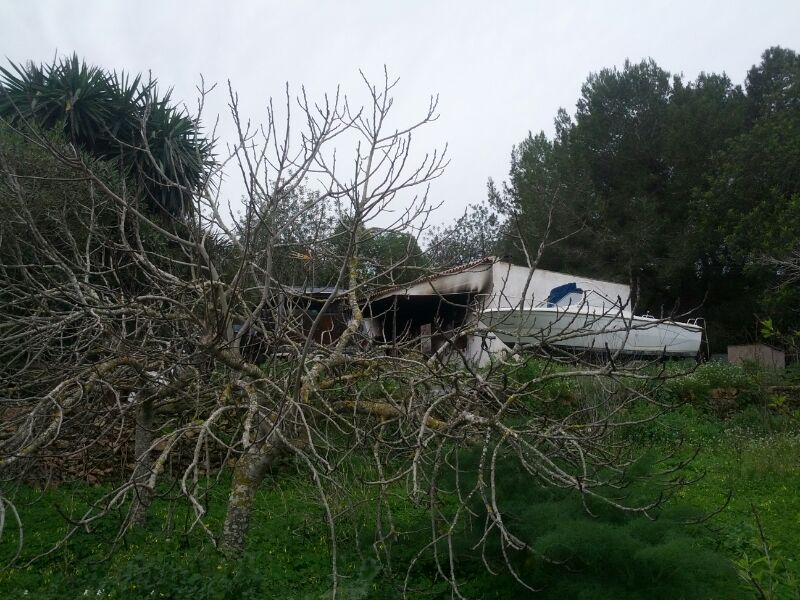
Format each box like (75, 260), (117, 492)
(0, 54), (213, 217)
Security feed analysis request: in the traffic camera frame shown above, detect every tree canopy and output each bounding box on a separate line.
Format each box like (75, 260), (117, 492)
(435, 46), (800, 350)
(0, 54), (213, 216)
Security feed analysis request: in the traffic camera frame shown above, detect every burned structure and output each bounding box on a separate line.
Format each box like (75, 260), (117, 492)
(254, 258), (698, 365)
(362, 258), (633, 366)
(232, 286), (351, 362)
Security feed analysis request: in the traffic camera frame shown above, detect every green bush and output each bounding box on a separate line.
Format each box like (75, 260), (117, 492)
(667, 362), (751, 398)
(390, 448), (743, 599)
(623, 403), (725, 445)
(782, 362), (800, 385)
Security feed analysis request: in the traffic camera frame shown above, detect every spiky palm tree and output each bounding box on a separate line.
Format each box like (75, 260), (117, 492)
(0, 54), (212, 216)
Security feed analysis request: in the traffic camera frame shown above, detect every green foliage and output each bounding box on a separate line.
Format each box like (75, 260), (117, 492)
(304, 559), (382, 600)
(735, 508), (799, 599)
(502, 58), (695, 288)
(277, 206), (431, 287)
(783, 363), (800, 385)
(2, 538), (269, 599)
(512, 358), (763, 411)
(0, 54), (213, 216)
(360, 228), (429, 285)
(426, 198), (505, 267)
(625, 403), (720, 446)
(2, 400), (800, 598)
(703, 110), (800, 260)
(673, 361), (752, 393)
(675, 427), (800, 598)
(0, 124), (183, 304)
(0, 477), (339, 599)
(391, 448), (742, 599)
(693, 51), (800, 338)
(745, 46), (800, 118)
(432, 46), (800, 350)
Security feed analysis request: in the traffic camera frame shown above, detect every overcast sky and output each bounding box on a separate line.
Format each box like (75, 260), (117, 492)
(2, 0), (799, 225)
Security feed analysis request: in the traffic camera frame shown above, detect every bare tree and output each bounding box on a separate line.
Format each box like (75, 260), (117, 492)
(0, 70), (697, 597)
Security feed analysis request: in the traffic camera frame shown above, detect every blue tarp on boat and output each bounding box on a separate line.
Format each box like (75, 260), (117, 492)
(545, 282), (583, 306)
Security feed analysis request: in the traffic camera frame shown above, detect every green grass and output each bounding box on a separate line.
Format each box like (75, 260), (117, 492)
(2, 363), (799, 598)
(0, 468), (429, 599)
(674, 422), (800, 596)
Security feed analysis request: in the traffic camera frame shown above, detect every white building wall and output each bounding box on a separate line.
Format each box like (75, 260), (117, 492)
(485, 263), (631, 311)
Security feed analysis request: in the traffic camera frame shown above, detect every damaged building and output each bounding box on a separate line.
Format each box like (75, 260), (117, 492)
(362, 257), (632, 366)
(256, 257), (699, 365)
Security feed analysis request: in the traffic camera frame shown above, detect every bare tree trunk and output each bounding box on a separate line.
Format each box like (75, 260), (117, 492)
(130, 397), (155, 526)
(221, 443), (284, 557)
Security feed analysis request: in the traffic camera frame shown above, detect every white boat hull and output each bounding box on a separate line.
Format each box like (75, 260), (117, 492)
(481, 307), (703, 356)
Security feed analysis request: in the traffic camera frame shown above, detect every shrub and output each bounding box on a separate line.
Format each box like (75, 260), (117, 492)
(391, 448), (744, 599)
